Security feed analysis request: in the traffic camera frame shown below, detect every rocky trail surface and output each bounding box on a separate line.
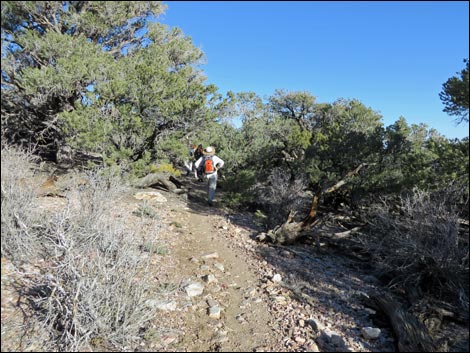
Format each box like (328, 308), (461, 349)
(2, 171), (399, 352)
(129, 175), (396, 352)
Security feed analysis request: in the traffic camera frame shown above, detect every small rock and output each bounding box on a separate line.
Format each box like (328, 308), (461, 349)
(214, 262), (225, 272)
(207, 298), (218, 307)
(245, 287), (257, 297)
(281, 250), (292, 258)
(184, 282), (204, 297)
(236, 314), (246, 322)
(306, 341), (320, 352)
(161, 334), (178, 345)
(155, 300), (177, 312)
(361, 327), (381, 339)
(133, 191), (167, 203)
(330, 334), (344, 346)
(200, 265), (210, 271)
(272, 274), (282, 283)
(307, 318), (325, 332)
(273, 296), (287, 305)
(202, 274), (217, 284)
(201, 252), (219, 259)
(256, 233), (267, 242)
(208, 306), (221, 319)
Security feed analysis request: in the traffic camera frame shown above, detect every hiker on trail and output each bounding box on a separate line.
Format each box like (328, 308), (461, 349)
(194, 146), (224, 206)
(194, 144), (204, 161)
(184, 144), (197, 176)
(193, 144), (204, 181)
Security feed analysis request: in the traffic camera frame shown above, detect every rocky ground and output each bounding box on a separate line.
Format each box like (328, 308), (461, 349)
(122, 175), (396, 352)
(1, 170), (466, 352)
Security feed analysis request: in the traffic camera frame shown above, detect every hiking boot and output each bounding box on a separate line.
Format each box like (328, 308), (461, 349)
(208, 201), (214, 207)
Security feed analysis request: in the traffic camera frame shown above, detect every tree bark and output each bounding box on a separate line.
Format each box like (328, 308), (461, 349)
(267, 163), (368, 245)
(365, 292), (436, 352)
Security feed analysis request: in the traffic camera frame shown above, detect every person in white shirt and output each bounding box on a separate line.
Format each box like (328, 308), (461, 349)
(193, 146), (224, 206)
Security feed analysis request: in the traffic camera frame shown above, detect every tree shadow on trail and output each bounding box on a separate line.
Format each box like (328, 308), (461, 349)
(256, 241), (397, 352)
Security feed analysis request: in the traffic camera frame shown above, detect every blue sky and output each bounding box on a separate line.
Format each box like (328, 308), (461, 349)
(160, 1), (469, 139)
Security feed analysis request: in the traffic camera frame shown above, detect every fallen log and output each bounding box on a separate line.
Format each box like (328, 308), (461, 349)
(365, 292), (436, 352)
(134, 172), (187, 194)
(169, 175), (184, 189)
(266, 211), (321, 245)
(267, 163), (369, 245)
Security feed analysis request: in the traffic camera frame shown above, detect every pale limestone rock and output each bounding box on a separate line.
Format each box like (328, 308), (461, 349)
(361, 327), (381, 340)
(184, 282), (204, 297)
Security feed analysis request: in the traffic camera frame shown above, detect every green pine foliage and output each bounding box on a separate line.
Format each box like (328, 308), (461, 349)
(1, 1), (215, 174)
(440, 58), (469, 124)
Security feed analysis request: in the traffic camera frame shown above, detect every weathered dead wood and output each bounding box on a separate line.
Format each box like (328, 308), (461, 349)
(267, 163), (369, 245)
(134, 172), (187, 194)
(408, 293), (469, 326)
(458, 218), (469, 227)
(303, 162), (368, 224)
(169, 175), (184, 188)
(266, 211), (321, 245)
(365, 292), (436, 352)
(333, 226), (362, 239)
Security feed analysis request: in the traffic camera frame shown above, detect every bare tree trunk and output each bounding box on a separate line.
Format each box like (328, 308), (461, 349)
(267, 163), (368, 245)
(134, 172), (187, 194)
(365, 292), (436, 352)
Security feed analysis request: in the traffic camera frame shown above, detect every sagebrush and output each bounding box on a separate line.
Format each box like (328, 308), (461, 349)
(1, 144), (165, 351)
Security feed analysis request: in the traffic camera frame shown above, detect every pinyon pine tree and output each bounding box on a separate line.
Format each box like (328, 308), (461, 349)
(1, 1), (216, 172)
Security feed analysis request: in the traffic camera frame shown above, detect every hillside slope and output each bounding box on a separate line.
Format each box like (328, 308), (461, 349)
(3, 170), (467, 352)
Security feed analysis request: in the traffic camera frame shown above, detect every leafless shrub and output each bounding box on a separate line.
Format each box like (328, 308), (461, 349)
(2, 144), (164, 351)
(30, 176), (161, 351)
(33, 220), (159, 350)
(1, 144), (43, 261)
(363, 187), (469, 311)
(254, 168), (309, 228)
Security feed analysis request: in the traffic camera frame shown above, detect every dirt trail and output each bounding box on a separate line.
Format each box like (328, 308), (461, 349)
(172, 209), (276, 351)
(142, 175), (395, 352)
(145, 177), (284, 352)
